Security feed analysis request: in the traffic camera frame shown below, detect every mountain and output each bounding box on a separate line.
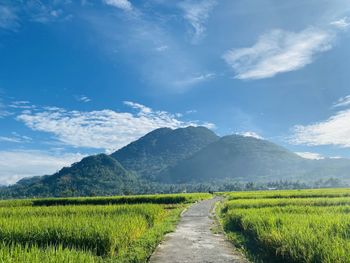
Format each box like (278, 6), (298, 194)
(160, 135), (350, 184)
(111, 126), (219, 180)
(160, 135), (310, 183)
(3, 154), (137, 198)
(2, 126), (350, 198)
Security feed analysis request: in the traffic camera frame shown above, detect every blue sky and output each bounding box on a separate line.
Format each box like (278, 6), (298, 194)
(0, 0), (350, 184)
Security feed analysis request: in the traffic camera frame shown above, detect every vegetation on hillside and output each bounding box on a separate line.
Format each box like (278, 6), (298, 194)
(111, 126), (219, 180)
(162, 135), (317, 183)
(0, 154), (138, 198)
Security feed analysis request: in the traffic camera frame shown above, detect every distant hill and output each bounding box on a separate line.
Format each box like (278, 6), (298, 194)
(3, 154), (137, 198)
(1, 126), (350, 198)
(160, 135), (309, 183)
(111, 126), (219, 180)
(161, 135), (350, 184)
(303, 158), (350, 182)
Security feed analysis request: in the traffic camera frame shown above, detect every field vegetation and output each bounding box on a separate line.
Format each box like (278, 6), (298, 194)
(0, 193), (210, 262)
(219, 188), (350, 263)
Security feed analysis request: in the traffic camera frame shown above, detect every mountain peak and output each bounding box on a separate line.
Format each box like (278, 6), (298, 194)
(111, 126), (219, 179)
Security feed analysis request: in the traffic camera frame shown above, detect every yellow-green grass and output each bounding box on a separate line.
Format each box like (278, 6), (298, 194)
(220, 189), (350, 263)
(0, 193), (212, 262)
(226, 188), (350, 200)
(0, 205), (162, 257)
(223, 197), (350, 210)
(0, 243), (102, 263)
(0, 193), (211, 207)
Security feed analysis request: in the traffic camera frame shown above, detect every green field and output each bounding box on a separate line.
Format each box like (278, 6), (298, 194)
(4, 188), (350, 262)
(0, 193), (210, 262)
(219, 188), (350, 263)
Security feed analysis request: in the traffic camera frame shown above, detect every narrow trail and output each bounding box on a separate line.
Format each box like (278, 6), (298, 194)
(149, 197), (248, 263)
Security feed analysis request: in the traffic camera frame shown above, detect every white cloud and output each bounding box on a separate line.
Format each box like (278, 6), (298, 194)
(0, 102), (10, 118)
(0, 2), (72, 31)
(123, 101), (152, 114)
(76, 95), (91, 103)
(223, 28), (335, 80)
(331, 17), (350, 29)
(42, 106), (61, 111)
(16, 102), (215, 152)
(185, 109), (197, 114)
(0, 137), (21, 143)
(237, 131), (263, 139)
(0, 112), (9, 118)
(333, 95), (350, 108)
(0, 150), (84, 185)
(0, 133), (31, 143)
(291, 109), (350, 147)
(0, 5), (19, 30)
(25, 1), (69, 24)
(179, 0), (217, 43)
(9, 101), (36, 109)
(0, 99), (11, 119)
(155, 45), (168, 52)
(330, 156), (342, 159)
(31, 9), (64, 23)
(173, 73), (215, 87)
(12, 100), (30, 104)
(295, 151), (324, 160)
(103, 0), (133, 11)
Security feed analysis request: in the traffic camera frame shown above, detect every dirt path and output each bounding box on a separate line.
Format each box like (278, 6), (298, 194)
(149, 197), (248, 263)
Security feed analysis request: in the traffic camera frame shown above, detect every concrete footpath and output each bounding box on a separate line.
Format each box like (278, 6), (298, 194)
(149, 197), (248, 263)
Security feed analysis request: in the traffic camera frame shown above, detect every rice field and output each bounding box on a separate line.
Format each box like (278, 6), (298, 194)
(219, 188), (350, 263)
(0, 193), (210, 262)
(0, 193), (211, 207)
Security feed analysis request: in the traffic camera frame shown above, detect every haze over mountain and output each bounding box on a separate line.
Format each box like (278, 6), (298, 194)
(161, 135), (350, 184)
(160, 135), (307, 183)
(1, 126), (350, 198)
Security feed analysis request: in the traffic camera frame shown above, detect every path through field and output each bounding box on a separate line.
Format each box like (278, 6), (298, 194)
(149, 197), (248, 263)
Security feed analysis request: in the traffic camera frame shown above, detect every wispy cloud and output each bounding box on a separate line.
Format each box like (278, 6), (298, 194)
(223, 27), (335, 80)
(16, 102), (214, 152)
(185, 109), (197, 114)
(0, 150), (84, 185)
(0, 133), (32, 144)
(0, 101), (10, 118)
(0, 1), (72, 32)
(179, 0), (217, 43)
(84, 4), (210, 90)
(0, 5), (19, 31)
(103, 0), (133, 11)
(9, 101), (36, 109)
(0, 111), (9, 118)
(331, 17), (350, 29)
(173, 73), (215, 87)
(155, 45), (168, 52)
(295, 151), (324, 160)
(76, 95), (91, 103)
(333, 95), (350, 108)
(25, 0), (71, 24)
(123, 101), (152, 114)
